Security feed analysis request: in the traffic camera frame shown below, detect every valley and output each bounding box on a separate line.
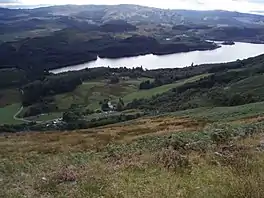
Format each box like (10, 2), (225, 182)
(1, 5), (264, 72)
(1, 4), (264, 198)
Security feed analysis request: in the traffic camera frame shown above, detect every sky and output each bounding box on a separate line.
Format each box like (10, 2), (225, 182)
(1, 0), (264, 13)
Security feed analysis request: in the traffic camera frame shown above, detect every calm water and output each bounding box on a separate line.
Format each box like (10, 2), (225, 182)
(51, 42), (264, 74)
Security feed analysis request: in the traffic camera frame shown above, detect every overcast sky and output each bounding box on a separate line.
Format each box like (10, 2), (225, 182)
(1, 0), (264, 13)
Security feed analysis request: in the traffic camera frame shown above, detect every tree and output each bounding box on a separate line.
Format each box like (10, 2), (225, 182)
(109, 76), (120, 84)
(63, 111), (80, 123)
(116, 98), (125, 111)
(139, 80), (153, 90)
(101, 99), (110, 111)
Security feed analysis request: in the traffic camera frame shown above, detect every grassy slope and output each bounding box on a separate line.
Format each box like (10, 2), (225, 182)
(3, 53), (264, 197)
(0, 68), (263, 124)
(1, 102), (264, 197)
(123, 74), (210, 102)
(0, 74), (206, 124)
(227, 74), (264, 98)
(168, 101), (264, 122)
(0, 103), (23, 124)
(2, 68), (264, 197)
(54, 75), (206, 111)
(55, 80), (140, 110)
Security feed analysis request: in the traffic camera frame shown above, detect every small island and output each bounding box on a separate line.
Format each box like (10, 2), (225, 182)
(222, 41), (235, 45)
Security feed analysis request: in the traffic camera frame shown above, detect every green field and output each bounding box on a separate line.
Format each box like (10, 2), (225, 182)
(0, 77), (155, 124)
(0, 103), (23, 124)
(55, 78), (154, 110)
(123, 74), (210, 102)
(55, 81), (137, 110)
(54, 75), (209, 112)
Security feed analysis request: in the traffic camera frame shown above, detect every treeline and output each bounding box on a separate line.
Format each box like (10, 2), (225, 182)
(65, 66), (145, 80)
(22, 75), (82, 106)
(64, 112), (143, 131)
(139, 78), (170, 90)
(0, 112), (144, 133)
(0, 67), (51, 89)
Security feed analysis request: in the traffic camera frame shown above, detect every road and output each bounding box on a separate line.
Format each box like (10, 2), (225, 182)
(13, 106), (31, 123)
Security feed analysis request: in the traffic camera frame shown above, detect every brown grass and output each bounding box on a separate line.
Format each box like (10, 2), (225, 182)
(0, 116), (206, 156)
(2, 115), (264, 197)
(232, 115), (264, 124)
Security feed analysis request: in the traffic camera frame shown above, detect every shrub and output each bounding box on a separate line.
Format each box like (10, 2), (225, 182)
(168, 135), (189, 151)
(208, 124), (233, 145)
(109, 76), (119, 84)
(139, 80), (153, 90)
(155, 148), (191, 171)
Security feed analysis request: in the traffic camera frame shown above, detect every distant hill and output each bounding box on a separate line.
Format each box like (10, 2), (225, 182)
(1, 4), (264, 27)
(1, 4), (264, 43)
(1, 4), (264, 71)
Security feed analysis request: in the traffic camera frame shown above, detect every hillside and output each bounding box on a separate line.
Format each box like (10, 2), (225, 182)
(12, 5), (264, 26)
(2, 97), (264, 197)
(3, 60), (264, 196)
(1, 53), (264, 131)
(2, 5), (264, 42)
(3, 4), (264, 197)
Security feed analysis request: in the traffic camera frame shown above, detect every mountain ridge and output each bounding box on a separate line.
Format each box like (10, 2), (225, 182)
(1, 4), (264, 27)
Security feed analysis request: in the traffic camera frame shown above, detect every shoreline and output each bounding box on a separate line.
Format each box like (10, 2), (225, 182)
(50, 45), (221, 74)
